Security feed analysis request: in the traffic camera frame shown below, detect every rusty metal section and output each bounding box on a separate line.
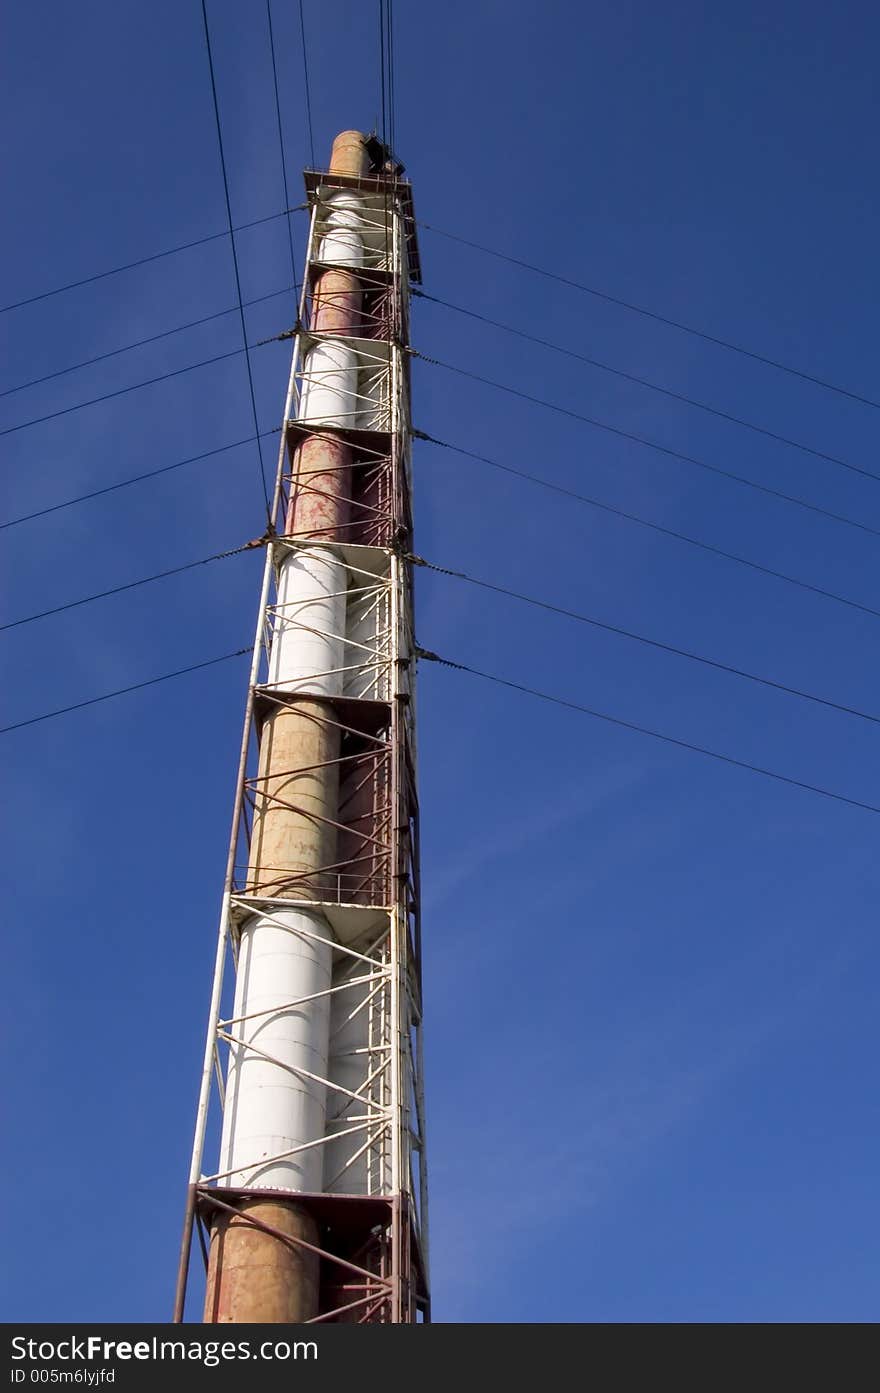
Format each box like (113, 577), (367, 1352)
(194, 1187), (427, 1324)
(204, 1198), (321, 1324)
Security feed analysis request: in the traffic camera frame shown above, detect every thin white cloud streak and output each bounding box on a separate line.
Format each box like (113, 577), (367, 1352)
(428, 917), (867, 1320)
(423, 754), (654, 913)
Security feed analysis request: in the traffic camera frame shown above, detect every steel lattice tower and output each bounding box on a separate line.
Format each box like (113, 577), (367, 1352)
(175, 131), (429, 1324)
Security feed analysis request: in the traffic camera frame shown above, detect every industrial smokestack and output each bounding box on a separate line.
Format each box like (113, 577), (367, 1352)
(176, 131), (429, 1325)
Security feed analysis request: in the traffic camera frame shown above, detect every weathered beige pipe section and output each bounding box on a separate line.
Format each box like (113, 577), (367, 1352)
(204, 1201), (320, 1323)
(205, 132), (372, 1324)
(247, 704), (342, 901)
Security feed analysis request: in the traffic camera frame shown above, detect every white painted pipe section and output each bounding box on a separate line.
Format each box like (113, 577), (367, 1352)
(343, 582), (389, 700)
(318, 191), (368, 268)
(298, 340), (360, 429)
(218, 906), (332, 1191)
(268, 548), (348, 695)
(358, 365), (389, 431)
(325, 975), (373, 1193)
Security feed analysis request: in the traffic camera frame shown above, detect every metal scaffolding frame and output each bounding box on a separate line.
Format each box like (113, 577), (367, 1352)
(174, 161), (428, 1324)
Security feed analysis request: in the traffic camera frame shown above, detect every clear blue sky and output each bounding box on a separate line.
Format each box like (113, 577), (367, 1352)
(2, 0), (879, 1323)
